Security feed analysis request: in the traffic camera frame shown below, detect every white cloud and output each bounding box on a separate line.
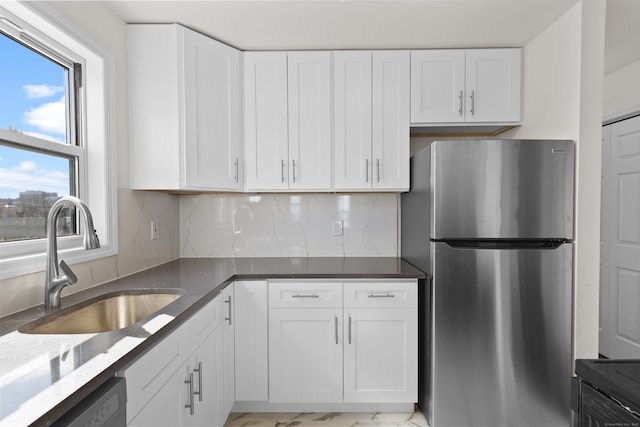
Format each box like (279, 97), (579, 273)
(23, 84), (64, 99)
(23, 97), (66, 135)
(15, 161), (38, 172)
(0, 161), (69, 198)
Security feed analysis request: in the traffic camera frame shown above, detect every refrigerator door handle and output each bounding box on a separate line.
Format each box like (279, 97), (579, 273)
(434, 239), (568, 249)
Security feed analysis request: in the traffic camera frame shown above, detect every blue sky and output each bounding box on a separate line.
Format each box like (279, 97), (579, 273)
(0, 32), (70, 199)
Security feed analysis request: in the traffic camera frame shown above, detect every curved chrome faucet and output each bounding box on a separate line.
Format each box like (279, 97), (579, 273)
(45, 196), (100, 310)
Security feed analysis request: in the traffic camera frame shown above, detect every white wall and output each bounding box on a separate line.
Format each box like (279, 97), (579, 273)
(0, 2), (180, 317)
(503, 0), (605, 360)
(603, 59), (640, 120)
(180, 193), (399, 257)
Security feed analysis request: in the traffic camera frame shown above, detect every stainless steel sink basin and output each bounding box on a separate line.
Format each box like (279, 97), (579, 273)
(19, 290), (183, 334)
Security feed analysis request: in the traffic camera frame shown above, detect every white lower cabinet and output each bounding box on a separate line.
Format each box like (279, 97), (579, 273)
(343, 308), (418, 402)
(269, 308), (344, 402)
(267, 280), (418, 405)
(221, 285), (235, 421)
(123, 293), (231, 427)
(233, 281), (269, 401)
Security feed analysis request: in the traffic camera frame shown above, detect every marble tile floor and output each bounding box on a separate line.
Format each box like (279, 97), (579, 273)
(224, 412), (428, 427)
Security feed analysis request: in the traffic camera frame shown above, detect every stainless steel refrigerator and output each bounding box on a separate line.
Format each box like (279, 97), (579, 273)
(401, 139), (574, 427)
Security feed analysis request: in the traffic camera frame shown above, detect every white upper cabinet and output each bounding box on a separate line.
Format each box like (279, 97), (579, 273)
(243, 52), (289, 191)
(334, 51), (373, 191)
(244, 51), (332, 192)
(372, 51), (410, 191)
(128, 24), (243, 191)
(410, 48), (521, 125)
(334, 51), (409, 191)
(410, 50), (465, 123)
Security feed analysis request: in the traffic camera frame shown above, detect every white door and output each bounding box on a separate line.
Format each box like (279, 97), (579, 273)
(234, 281), (269, 401)
(464, 48), (521, 123)
(269, 308), (343, 402)
(343, 309), (417, 403)
(334, 51), (373, 190)
(372, 51), (410, 191)
(410, 50), (465, 123)
(287, 51), (332, 190)
(244, 52), (289, 191)
(604, 115), (640, 358)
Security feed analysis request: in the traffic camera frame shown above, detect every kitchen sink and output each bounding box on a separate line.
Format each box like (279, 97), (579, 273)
(19, 290), (183, 334)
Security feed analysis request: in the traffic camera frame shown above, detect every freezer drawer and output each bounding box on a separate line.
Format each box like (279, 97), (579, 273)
(431, 241), (573, 427)
(431, 139), (574, 240)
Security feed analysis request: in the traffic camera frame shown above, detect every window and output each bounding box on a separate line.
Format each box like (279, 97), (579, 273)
(0, 2), (116, 279)
(0, 30), (81, 243)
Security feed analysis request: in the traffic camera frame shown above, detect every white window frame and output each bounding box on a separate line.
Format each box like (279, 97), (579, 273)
(0, 1), (117, 280)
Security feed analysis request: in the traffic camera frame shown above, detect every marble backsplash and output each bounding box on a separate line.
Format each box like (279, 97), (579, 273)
(0, 191), (399, 316)
(180, 193), (400, 258)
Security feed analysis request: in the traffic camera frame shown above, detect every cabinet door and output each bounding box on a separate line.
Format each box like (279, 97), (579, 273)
(183, 28), (242, 190)
(186, 38), (242, 190)
(123, 321), (190, 424)
(334, 51), (373, 191)
(372, 51), (410, 191)
(244, 52), (289, 191)
(221, 286), (235, 422)
(287, 51), (332, 190)
(128, 24), (182, 190)
(188, 327), (223, 427)
(234, 281), (269, 401)
(127, 364), (186, 427)
(269, 308), (343, 402)
(410, 50), (465, 124)
(465, 48), (521, 123)
(343, 308), (418, 403)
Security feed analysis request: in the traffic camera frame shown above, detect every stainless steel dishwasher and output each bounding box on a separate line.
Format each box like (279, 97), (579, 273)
(52, 377), (126, 427)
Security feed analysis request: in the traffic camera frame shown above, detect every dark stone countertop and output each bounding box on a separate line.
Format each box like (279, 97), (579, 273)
(575, 359), (640, 414)
(0, 257), (426, 426)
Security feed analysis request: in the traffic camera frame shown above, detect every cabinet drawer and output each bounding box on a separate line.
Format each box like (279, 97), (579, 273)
(269, 281), (342, 308)
(121, 321), (190, 423)
(343, 280), (417, 308)
(189, 294), (223, 352)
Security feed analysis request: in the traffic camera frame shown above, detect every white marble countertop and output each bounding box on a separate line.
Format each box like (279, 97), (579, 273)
(0, 257), (426, 426)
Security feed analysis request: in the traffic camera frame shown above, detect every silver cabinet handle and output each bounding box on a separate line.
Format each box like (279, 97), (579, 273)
(348, 315), (352, 344)
(224, 296), (232, 325)
(458, 90), (464, 116)
(376, 159), (380, 183)
(292, 159), (297, 183)
(335, 315), (339, 345)
(185, 373), (195, 415)
(193, 362), (203, 402)
(234, 158), (239, 182)
(470, 90), (475, 116)
(292, 293), (320, 298)
(367, 293), (396, 298)
(365, 158), (370, 183)
(281, 159), (286, 183)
